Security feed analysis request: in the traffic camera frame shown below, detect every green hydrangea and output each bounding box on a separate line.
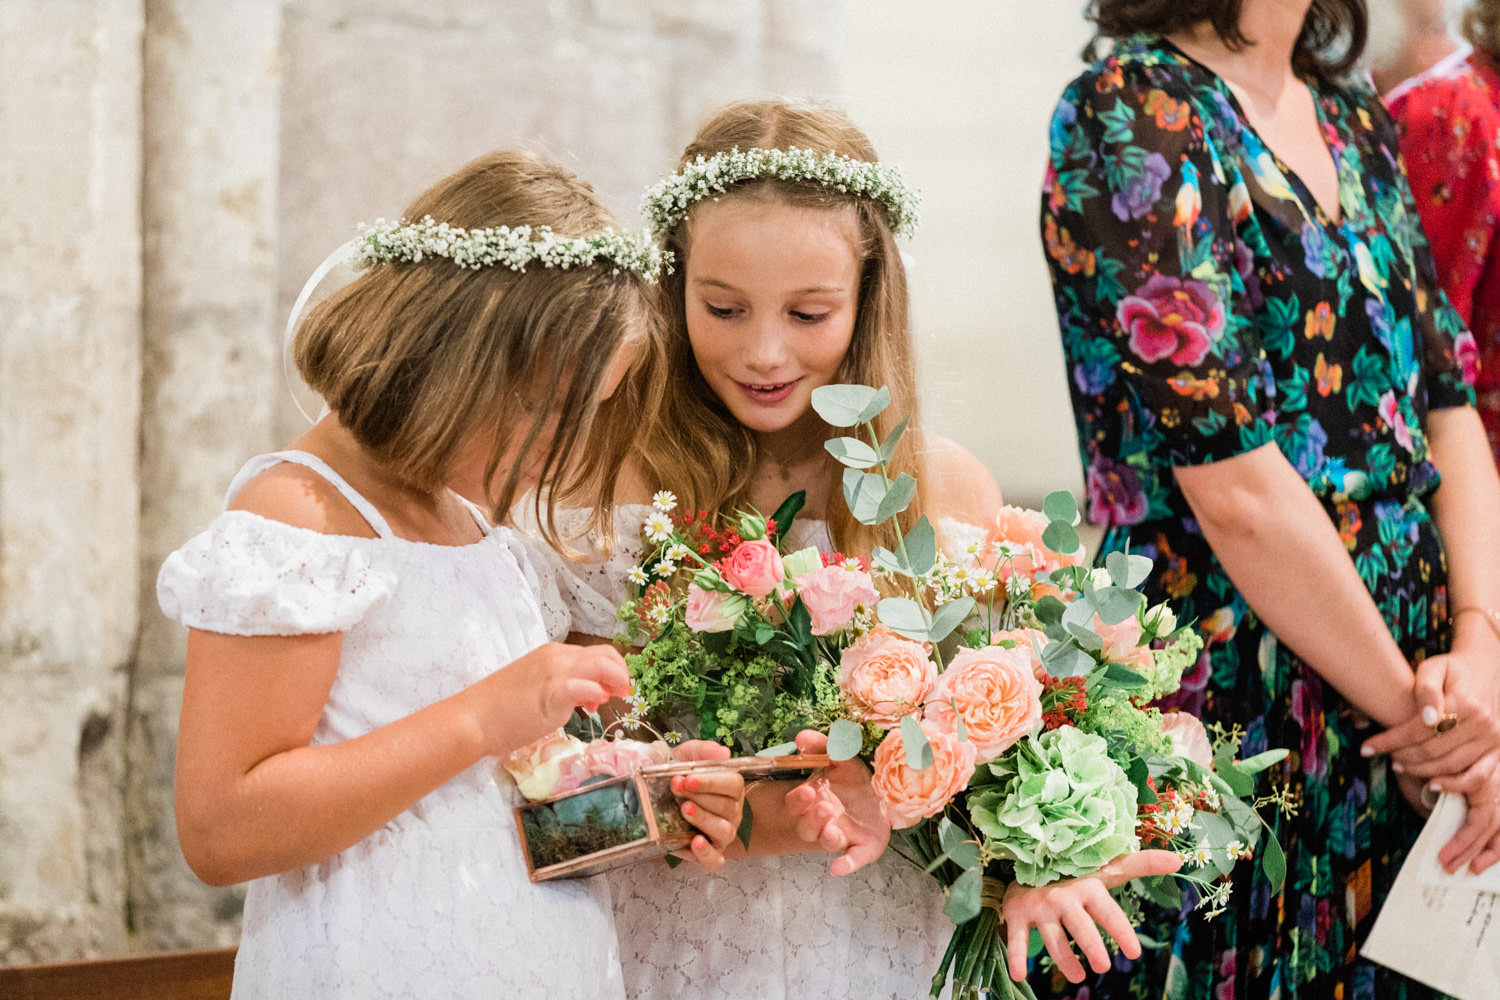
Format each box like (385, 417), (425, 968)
(1074, 693), (1173, 757)
(970, 727), (1140, 885)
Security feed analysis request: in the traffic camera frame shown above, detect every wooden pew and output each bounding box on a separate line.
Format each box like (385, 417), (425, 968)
(0, 947), (236, 1000)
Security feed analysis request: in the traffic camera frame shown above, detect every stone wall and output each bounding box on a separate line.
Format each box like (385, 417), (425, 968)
(1, 0), (847, 962)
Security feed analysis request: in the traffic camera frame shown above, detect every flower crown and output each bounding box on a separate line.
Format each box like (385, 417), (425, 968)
(348, 215), (670, 283)
(640, 147), (921, 240)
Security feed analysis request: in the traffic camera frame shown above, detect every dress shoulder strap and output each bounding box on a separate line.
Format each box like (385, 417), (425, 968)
(454, 495), (493, 536)
(223, 450), (396, 539)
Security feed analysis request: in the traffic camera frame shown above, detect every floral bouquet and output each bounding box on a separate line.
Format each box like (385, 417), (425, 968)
(616, 384), (1288, 999)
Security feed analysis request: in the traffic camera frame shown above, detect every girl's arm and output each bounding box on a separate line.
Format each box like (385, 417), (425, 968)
(176, 631), (629, 885)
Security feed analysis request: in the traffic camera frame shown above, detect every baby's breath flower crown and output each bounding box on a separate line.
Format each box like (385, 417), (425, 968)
(641, 147), (921, 240)
(348, 215), (670, 283)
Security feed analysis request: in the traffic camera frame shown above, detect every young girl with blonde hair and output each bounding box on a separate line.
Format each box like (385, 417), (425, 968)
(538, 97), (1178, 1000)
(157, 149), (744, 999)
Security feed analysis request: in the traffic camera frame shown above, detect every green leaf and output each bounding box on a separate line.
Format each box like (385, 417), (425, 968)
(1042, 490), (1080, 525)
(1123, 553), (1154, 588)
(825, 436), (881, 469)
(1041, 640), (1094, 677)
(1033, 595), (1067, 626)
(1092, 585), (1145, 625)
(944, 868), (982, 924)
(826, 719), (864, 761)
(875, 473), (918, 523)
(1042, 520), (1081, 555)
(877, 597), (931, 640)
(664, 854), (683, 869)
(766, 491), (806, 545)
(879, 414), (911, 462)
(903, 516), (937, 576)
(1235, 748), (1290, 775)
(1103, 663), (1148, 688)
(939, 815), (966, 854)
(1105, 551), (1132, 589)
(842, 469), (888, 525)
(736, 797), (755, 851)
(756, 741), (798, 757)
(871, 546), (910, 577)
(901, 713), (933, 769)
(1133, 873), (1181, 909)
(811, 383), (887, 427)
(1261, 830), (1287, 890)
(927, 596), (976, 644)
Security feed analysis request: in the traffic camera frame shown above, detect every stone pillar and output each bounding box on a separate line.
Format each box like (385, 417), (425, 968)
(132, 0), (284, 951)
(0, 0), (145, 964)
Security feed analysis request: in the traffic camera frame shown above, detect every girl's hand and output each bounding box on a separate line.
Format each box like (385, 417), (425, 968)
(1428, 749), (1500, 874)
(668, 741), (744, 872)
(1361, 646), (1500, 778)
(1002, 849), (1182, 983)
(482, 642), (632, 754)
(782, 730), (892, 876)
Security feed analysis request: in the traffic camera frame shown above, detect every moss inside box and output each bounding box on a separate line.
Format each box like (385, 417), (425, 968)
(521, 778), (650, 869)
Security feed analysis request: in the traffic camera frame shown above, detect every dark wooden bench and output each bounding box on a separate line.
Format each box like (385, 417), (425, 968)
(0, 947), (236, 1000)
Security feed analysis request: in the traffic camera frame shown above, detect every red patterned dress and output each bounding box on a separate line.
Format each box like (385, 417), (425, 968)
(1387, 46), (1500, 462)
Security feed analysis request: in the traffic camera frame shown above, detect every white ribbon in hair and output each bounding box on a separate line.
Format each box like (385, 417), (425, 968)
(282, 239), (358, 424)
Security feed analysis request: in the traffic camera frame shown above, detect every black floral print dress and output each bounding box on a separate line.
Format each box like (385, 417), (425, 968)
(1038, 34), (1476, 1000)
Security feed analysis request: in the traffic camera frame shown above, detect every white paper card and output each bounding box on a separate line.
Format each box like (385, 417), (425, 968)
(1363, 792), (1500, 1000)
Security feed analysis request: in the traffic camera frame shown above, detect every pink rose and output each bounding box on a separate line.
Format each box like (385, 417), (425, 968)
(556, 736), (673, 795)
(794, 563), (879, 635)
(925, 646), (1043, 761)
(990, 628), (1050, 678)
(986, 505), (1087, 579)
(1160, 711), (1214, 768)
(871, 719), (978, 829)
(1094, 614), (1156, 675)
(720, 539), (785, 597)
(838, 626), (937, 728)
(684, 583), (747, 632)
(502, 729), (589, 800)
(1116, 273), (1223, 367)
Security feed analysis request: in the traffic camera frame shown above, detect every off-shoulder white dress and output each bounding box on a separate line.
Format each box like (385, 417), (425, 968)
(520, 504), (987, 1000)
(157, 451), (624, 1000)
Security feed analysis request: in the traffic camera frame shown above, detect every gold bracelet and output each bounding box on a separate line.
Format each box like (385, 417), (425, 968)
(1451, 606), (1500, 641)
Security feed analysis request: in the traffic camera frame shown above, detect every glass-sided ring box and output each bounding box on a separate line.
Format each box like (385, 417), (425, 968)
(516, 754), (831, 882)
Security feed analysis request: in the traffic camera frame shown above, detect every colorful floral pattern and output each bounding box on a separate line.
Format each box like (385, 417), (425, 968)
(1387, 47), (1500, 464)
(1039, 35), (1475, 1000)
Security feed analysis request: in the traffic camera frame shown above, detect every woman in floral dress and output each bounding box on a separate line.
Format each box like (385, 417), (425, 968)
(1038, 0), (1500, 996)
(1386, 0), (1500, 464)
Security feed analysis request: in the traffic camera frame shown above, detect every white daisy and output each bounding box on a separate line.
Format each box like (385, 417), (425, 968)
(651, 490), (678, 513)
(654, 560), (677, 576)
(643, 512), (674, 542)
(627, 566), (649, 586)
(665, 543), (693, 563)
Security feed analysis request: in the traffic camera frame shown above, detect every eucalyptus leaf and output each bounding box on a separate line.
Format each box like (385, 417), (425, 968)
(1042, 520), (1080, 555)
(877, 596), (932, 641)
(842, 468), (888, 525)
(939, 815), (965, 854)
(871, 546), (910, 577)
(1235, 748), (1290, 775)
(1033, 595), (1067, 626)
(1041, 641), (1095, 677)
(1105, 551), (1132, 589)
(756, 741), (798, 757)
(927, 596), (976, 644)
(825, 436), (881, 470)
(879, 413), (911, 462)
(1042, 490), (1080, 525)
(811, 384), (884, 427)
(1261, 830), (1287, 890)
(826, 719), (865, 761)
(903, 516), (937, 576)
(1092, 586), (1145, 625)
(1124, 552), (1154, 588)
(857, 385), (893, 423)
(736, 797), (755, 851)
(875, 473), (918, 523)
(1103, 662), (1148, 688)
(900, 713), (933, 770)
(944, 869), (982, 924)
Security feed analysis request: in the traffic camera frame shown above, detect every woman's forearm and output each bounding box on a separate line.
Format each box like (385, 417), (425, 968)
(1174, 444), (1418, 727)
(1425, 407), (1500, 650)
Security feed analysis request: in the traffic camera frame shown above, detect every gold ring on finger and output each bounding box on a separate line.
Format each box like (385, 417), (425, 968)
(1434, 712), (1460, 736)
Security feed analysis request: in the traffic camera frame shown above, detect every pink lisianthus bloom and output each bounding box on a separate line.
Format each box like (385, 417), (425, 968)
(1159, 710), (1214, 768)
(555, 737), (673, 795)
(990, 628), (1050, 678)
(1093, 614), (1157, 675)
(502, 729), (589, 800)
(684, 583), (747, 632)
(792, 562), (878, 635)
(925, 645), (1043, 761)
(871, 719), (977, 829)
(720, 538), (785, 597)
(838, 626), (937, 728)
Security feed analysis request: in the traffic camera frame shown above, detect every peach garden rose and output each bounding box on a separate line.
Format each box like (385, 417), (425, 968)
(838, 626), (936, 728)
(720, 538), (784, 597)
(871, 719), (978, 829)
(924, 645), (1043, 762)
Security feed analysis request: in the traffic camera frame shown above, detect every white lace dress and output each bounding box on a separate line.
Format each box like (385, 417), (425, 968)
(156, 451), (624, 1000)
(520, 504), (988, 1000)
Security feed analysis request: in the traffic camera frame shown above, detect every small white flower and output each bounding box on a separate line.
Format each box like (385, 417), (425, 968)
(651, 490), (678, 513)
(654, 560), (677, 576)
(649, 603), (673, 625)
(1181, 847), (1212, 868)
(643, 512), (674, 542)
(665, 543), (693, 563)
(628, 566), (649, 586)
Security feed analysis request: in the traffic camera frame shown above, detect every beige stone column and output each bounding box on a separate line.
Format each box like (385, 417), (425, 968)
(0, 0), (145, 964)
(132, 0), (284, 951)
